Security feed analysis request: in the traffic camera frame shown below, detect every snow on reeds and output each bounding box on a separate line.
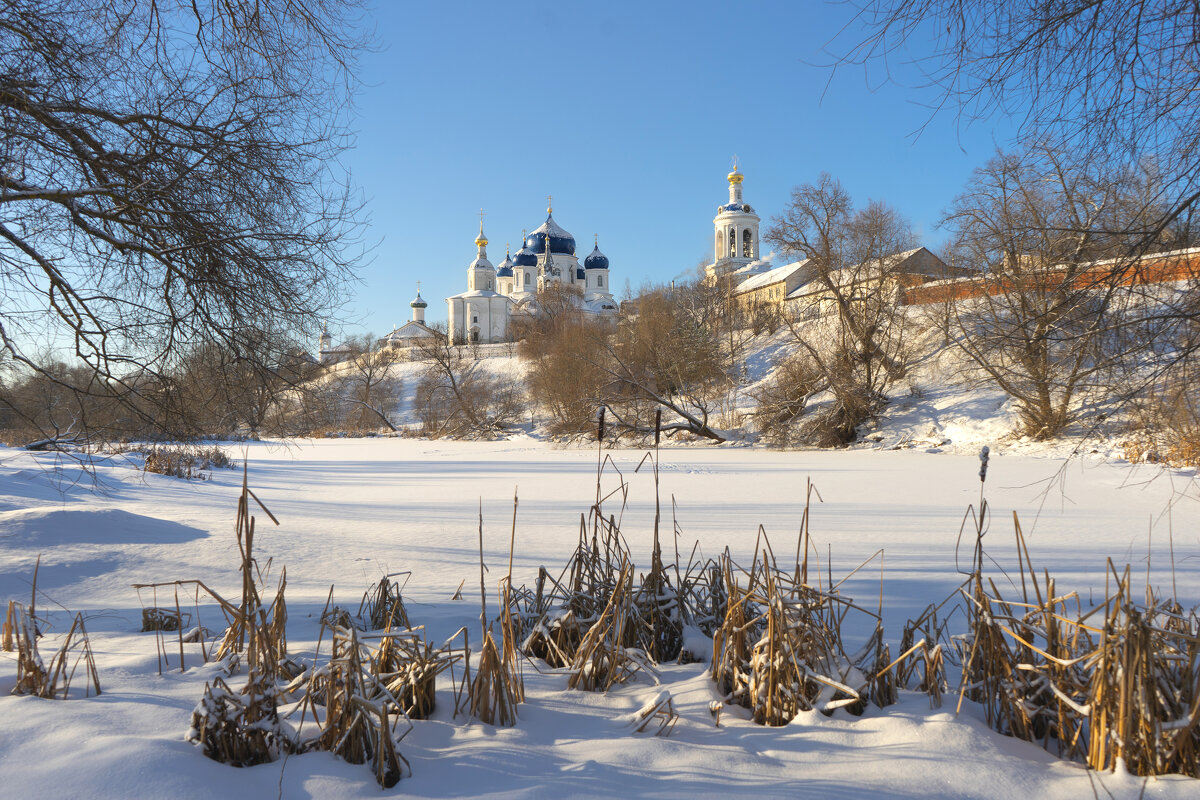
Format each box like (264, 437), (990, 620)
(956, 516), (1200, 776)
(8, 429), (1198, 785)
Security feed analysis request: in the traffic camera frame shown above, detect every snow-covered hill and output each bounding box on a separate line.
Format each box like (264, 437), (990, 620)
(330, 317), (1140, 463)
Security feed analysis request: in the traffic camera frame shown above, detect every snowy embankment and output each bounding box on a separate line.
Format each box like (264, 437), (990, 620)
(1, 439), (1197, 798)
(344, 317), (1140, 458)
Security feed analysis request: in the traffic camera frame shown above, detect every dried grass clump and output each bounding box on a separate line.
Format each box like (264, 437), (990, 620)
(567, 563), (658, 692)
(958, 516), (1200, 778)
(466, 499), (524, 725)
(371, 627), (461, 719)
(128, 443), (237, 479)
(710, 529), (886, 726)
(141, 607), (185, 631)
(518, 436), (719, 672)
(1123, 369), (1200, 468)
(468, 628), (523, 725)
(6, 561), (100, 699)
(358, 573), (411, 631)
(310, 627), (409, 786)
(287, 605), (465, 786)
(8, 603), (101, 699)
(885, 599), (956, 708)
(187, 668), (290, 767)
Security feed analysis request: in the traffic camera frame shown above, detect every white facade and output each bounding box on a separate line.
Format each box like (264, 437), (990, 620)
(705, 165), (763, 278)
(380, 290), (441, 349)
(447, 204), (617, 343)
(447, 224), (512, 343)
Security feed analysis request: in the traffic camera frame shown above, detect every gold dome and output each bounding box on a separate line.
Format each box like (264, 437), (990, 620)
(727, 168), (744, 185)
(475, 210), (488, 246)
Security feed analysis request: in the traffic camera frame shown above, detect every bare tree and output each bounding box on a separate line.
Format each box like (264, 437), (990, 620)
(0, 358), (110, 448)
(333, 336), (405, 431)
(765, 174), (916, 443)
(941, 147), (1176, 438)
(519, 306), (610, 437)
(828, 1), (1199, 247)
(413, 332), (523, 438)
(596, 290), (731, 442)
(0, 0), (367, 445)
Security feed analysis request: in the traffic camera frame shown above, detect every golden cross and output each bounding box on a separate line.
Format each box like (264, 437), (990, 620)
(546, 194), (553, 214)
(416, 280), (421, 293)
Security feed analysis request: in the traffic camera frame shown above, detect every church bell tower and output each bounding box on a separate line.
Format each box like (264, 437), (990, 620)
(707, 160), (761, 278)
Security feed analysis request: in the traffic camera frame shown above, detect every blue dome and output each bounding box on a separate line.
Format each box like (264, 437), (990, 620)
(526, 214), (575, 256)
(512, 246), (538, 267)
(496, 265), (513, 277)
(584, 244), (609, 270)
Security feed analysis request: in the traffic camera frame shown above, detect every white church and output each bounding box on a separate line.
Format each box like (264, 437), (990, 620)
(321, 163), (775, 360)
(446, 201), (619, 343)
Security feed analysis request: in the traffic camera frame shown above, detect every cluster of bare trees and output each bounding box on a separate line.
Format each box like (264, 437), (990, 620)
(0, 333), (319, 445)
(821, 0), (1199, 445)
(0, 0), (366, 448)
(520, 283), (736, 442)
(411, 336), (525, 438)
(760, 175), (917, 444)
(935, 148), (1192, 438)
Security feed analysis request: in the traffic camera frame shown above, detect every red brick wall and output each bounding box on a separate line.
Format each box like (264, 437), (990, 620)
(901, 252), (1199, 306)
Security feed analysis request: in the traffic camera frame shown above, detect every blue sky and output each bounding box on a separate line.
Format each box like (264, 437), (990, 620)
(341, 0), (1013, 335)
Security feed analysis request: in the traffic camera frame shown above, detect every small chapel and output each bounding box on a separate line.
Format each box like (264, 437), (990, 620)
(446, 200), (619, 343)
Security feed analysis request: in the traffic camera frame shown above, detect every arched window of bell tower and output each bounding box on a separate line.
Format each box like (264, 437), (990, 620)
(743, 229), (753, 258)
(728, 228), (736, 258)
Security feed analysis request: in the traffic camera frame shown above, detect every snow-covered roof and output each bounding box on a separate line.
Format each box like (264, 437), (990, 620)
(447, 289), (511, 300)
(383, 320), (439, 340)
(532, 216), (569, 238)
(727, 259), (774, 277)
(582, 296), (620, 314)
(735, 259), (811, 294)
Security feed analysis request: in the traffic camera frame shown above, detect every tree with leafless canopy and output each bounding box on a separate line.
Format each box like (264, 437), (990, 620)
(940, 145), (1188, 439)
(762, 174), (916, 445)
(828, 1), (1198, 243)
(0, 0), (368, 447)
(826, 2), (1199, 374)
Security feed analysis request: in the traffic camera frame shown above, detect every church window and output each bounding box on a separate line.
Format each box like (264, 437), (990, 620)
(597, 274), (603, 288)
(487, 280), (492, 290)
(472, 315), (478, 323)
(524, 272), (530, 286)
(743, 229), (753, 258)
(728, 228), (736, 258)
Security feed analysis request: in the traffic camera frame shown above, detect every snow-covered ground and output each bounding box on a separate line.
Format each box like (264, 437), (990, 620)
(2, 438), (1198, 798)
(333, 318), (1150, 462)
